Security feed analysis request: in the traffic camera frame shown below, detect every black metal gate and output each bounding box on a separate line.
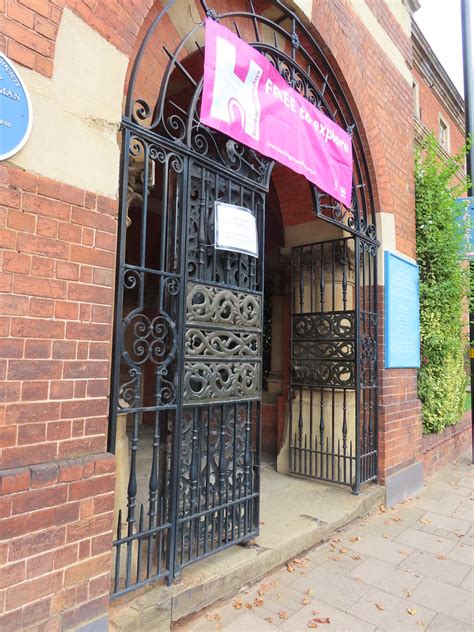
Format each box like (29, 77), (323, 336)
(108, 0), (379, 597)
(289, 237), (377, 493)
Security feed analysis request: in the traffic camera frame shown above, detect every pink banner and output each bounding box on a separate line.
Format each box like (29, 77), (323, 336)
(200, 19), (353, 207)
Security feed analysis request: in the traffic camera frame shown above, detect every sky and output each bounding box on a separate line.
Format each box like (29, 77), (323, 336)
(414, 0), (465, 96)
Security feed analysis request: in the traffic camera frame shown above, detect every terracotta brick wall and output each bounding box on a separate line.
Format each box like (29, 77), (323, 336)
(0, 453), (114, 631)
(376, 288), (423, 483)
(422, 412), (471, 477)
(0, 164), (117, 629)
(414, 67), (465, 157)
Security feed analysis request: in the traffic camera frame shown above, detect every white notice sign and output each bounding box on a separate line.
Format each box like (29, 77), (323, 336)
(214, 202), (258, 257)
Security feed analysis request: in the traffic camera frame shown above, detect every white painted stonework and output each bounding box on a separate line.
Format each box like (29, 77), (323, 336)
(7, 9), (128, 198)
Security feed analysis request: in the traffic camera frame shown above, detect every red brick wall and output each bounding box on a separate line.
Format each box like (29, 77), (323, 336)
(422, 412), (471, 477)
(0, 164), (117, 629)
(414, 67), (465, 157)
(0, 454), (114, 631)
(376, 288), (423, 483)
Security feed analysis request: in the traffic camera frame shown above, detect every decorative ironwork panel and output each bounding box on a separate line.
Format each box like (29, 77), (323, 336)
(293, 312), (355, 340)
(187, 283), (261, 329)
(184, 361), (261, 402)
(186, 329), (259, 358)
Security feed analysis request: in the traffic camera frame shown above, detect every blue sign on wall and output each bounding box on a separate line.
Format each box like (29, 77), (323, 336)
(456, 196), (474, 259)
(0, 53), (33, 161)
(384, 251), (420, 369)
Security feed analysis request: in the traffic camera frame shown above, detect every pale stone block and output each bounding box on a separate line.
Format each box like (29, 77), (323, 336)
(291, 566), (370, 610)
(350, 533), (414, 565)
(395, 528), (456, 556)
(400, 549), (472, 587)
(280, 599), (375, 632)
(410, 577), (474, 625)
(347, 587), (437, 631)
(349, 557), (422, 597)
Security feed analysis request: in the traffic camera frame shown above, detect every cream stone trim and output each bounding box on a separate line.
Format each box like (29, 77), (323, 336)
(6, 9), (128, 199)
(349, 0), (412, 85)
(386, 0), (412, 36)
(376, 211), (417, 285)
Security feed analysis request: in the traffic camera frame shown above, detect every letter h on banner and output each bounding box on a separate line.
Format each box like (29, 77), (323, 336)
(210, 36), (263, 141)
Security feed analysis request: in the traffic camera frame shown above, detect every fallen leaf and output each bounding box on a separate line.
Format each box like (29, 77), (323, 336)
(436, 554), (447, 560)
(375, 603), (385, 611)
(206, 613), (221, 621)
(294, 557), (305, 567)
(379, 505), (387, 513)
(305, 588), (314, 596)
(308, 622), (319, 629)
(312, 610), (321, 615)
(260, 580), (277, 592)
(417, 621), (426, 627)
(264, 617), (274, 625)
(232, 597), (242, 610)
(404, 590), (412, 599)
(383, 534), (390, 539)
(392, 516), (402, 522)
(286, 562), (295, 573)
(254, 596), (264, 607)
(302, 596), (311, 605)
(278, 610), (288, 620)
(313, 617), (331, 624)
(330, 542), (337, 549)
(244, 602), (252, 609)
(350, 536), (360, 543)
(328, 555), (341, 561)
(352, 554), (362, 560)
(339, 547), (348, 554)
(418, 518), (431, 525)
(407, 608), (417, 616)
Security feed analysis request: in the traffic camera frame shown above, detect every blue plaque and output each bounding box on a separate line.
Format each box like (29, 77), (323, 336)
(0, 53), (33, 161)
(384, 251), (420, 368)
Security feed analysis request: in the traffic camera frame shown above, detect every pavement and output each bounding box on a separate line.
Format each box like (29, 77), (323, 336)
(174, 454), (474, 632)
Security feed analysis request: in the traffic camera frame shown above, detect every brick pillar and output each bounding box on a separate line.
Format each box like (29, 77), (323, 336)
(0, 165), (116, 631)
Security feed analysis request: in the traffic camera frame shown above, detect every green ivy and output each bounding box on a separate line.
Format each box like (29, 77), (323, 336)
(415, 134), (469, 434)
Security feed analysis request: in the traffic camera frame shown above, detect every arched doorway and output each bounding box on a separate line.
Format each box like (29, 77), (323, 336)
(109, 0), (378, 597)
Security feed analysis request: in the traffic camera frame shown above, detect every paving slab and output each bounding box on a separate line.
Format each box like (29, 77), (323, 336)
(446, 542), (474, 565)
(346, 586), (437, 631)
(349, 556), (422, 597)
(395, 527), (456, 556)
(291, 565), (371, 610)
(399, 548), (472, 587)
(426, 612), (474, 632)
(349, 532), (415, 564)
(280, 599), (376, 632)
(410, 576), (473, 625)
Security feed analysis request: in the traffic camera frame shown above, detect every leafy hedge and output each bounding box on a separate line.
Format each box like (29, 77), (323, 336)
(415, 134), (469, 434)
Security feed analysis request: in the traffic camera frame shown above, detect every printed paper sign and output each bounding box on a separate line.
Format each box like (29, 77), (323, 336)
(215, 202), (258, 257)
(0, 53), (33, 161)
(201, 19), (353, 207)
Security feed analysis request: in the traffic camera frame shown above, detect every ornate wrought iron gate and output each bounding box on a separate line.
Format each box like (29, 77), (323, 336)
(289, 237), (378, 493)
(108, 0), (379, 597)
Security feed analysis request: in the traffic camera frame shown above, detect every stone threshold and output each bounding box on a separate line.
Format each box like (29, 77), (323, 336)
(109, 465), (384, 631)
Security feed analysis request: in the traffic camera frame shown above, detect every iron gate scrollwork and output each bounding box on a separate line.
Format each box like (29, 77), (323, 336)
(289, 238), (377, 492)
(109, 0), (378, 597)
